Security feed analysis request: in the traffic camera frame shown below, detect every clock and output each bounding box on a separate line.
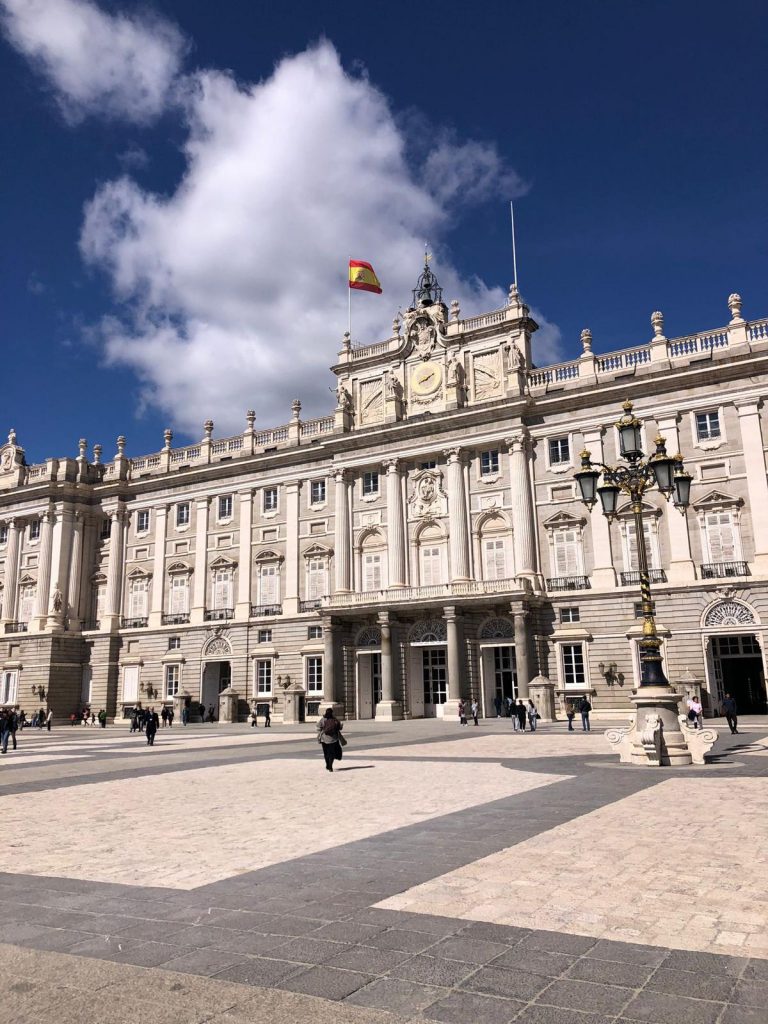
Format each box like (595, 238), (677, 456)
(411, 361), (443, 396)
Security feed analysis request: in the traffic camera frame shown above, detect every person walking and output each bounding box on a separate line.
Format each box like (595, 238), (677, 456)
(317, 707), (344, 772)
(98, 708), (107, 729)
(7, 707), (19, 750)
(263, 704), (271, 728)
(470, 699), (479, 726)
(18, 710), (26, 730)
(579, 696), (592, 732)
(565, 700), (575, 731)
(505, 695), (513, 718)
(207, 704), (216, 723)
(167, 706), (174, 727)
(458, 699), (468, 726)
(721, 692), (739, 734)
(527, 699), (538, 732)
(182, 695), (191, 726)
(145, 707), (159, 746)
(129, 708), (139, 734)
(45, 708), (53, 731)
(493, 695), (502, 718)
(0, 710), (9, 754)
(161, 706), (168, 728)
(516, 699), (527, 732)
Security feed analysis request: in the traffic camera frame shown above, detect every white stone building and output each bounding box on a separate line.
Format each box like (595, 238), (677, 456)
(1, 263), (767, 722)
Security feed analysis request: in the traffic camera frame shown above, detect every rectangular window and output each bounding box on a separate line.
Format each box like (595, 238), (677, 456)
(306, 557), (328, 600)
(165, 663), (180, 697)
(480, 449), (500, 476)
(310, 480), (326, 504)
(548, 436), (570, 465)
(176, 502), (190, 527)
(257, 628), (273, 643)
(128, 578), (148, 618)
(259, 564), (279, 605)
(100, 518), (112, 539)
(483, 538), (507, 580)
(18, 586), (36, 624)
(363, 552), (382, 591)
(136, 510), (150, 533)
(213, 569), (233, 610)
(561, 644), (586, 688)
(363, 471), (379, 496)
(560, 607), (580, 623)
(169, 575), (190, 614)
(263, 487), (278, 512)
(705, 511), (738, 562)
(626, 520), (658, 570)
(419, 460), (437, 470)
(1, 670), (18, 705)
(0, 525), (7, 545)
(122, 665), (140, 703)
(308, 625), (323, 640)
(553, 528), (581, 576)
(168, 636), (181, 650)
(94, 583), (106, 622)
(696, 411), (721, 441)
(218, 495), (233, 520)
(306, 656), (323, 693)
(256, 659), (272, 695)
(29, 520), (41, 541)
(420, 545), (442, 586)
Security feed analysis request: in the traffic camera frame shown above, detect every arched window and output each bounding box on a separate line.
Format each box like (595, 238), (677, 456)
(478, 513), (514, 581)
(415, 522), (447, 587)
(360, 530), (386, 592)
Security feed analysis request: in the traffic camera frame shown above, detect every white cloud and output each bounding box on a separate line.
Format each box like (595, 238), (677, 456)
(423, 138), (527, 207)
(0, 0), (185, 123)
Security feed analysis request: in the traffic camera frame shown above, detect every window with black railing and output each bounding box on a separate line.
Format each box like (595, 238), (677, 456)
(3, 622), (28, 634)
(620, 569), (667, 586)
(162, 613), (190, 625)
(121, 617), (148, 629)
(204, 608), (233, 621)
(700, 562), (749, 579)
(250, 604), (282, 617)
(546, 576), (590, 591)
(299, 599), (322, 612)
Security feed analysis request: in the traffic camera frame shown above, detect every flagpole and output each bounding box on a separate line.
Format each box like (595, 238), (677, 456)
(510, 201), (518, 289)
(347, 257), (352, 341)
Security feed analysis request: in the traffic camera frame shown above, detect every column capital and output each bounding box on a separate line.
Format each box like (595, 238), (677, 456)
(736, 399), (762, 416)
(334, 467), (349, 483)
(443, 447), (465, 465)
(285, 480), (302, 494)
(383, 458), (400, 473)
(195, 496), (211, 509)
(443, 604), (458, 621)
(376, 609), (392, 626)
(237, 487), (255, 500)
(505, 429), (531, 454)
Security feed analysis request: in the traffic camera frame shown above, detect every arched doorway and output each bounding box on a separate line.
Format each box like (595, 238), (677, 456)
(703, 600), (766, 714)
(355, 625), (382, 720)
(479, 617), (517, 716)
(200, 632), (233, 718)
(409, 618), (448, 718)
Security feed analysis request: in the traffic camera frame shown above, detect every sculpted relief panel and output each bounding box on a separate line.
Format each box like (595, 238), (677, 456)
(408, 470), (448, 520)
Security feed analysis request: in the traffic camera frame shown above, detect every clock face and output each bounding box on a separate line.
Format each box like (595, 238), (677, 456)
(411, 361), (443, 396)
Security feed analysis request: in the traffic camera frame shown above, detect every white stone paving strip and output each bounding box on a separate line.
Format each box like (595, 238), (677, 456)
(0, 758), (567, 888)
(378, 776), (768, 959)
(351, 732), (614, 759)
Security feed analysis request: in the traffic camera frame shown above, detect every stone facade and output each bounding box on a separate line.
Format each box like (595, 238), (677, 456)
(1, 268), (767, 721)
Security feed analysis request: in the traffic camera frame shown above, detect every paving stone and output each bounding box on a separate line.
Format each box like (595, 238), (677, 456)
(661, 949), (748, 977)
(64, 935), (145, 960)
(519, 930), (599, 955)
(366, 928), (437, 953)
(515, 1007), (616, 1024)
(719, 1007), (768, 1024)
(110, 941), (182, 967)
(621, 990), (724, 1024)
(345, 976), (449, 1015)
(566, 956), (656, 988)
(585, 939), (670, 966)
(456, 921), (531, 945)
(647, 967), (737, 1001)
(536, 979), (633, 1014)
(269, 936), (351, 965)
(279, 966), (374, 1000)
(732, 980), (768, 1008)
(388, 953), (478, 987)
(159, 946), (249, 977)
(460, 964), (552, 1000)
(490, 945), (577, 977)
(212, 956), (302, 987)
(18, 927), (94, 953)
(742, 960), (768, 982)
(427, 935), (509, 964)
(314, 920), (385, 944)
(325, 944), (410, 974)
(421, 988), (523, 1023)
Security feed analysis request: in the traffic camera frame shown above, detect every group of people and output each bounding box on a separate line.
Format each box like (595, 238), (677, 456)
(463, 697), (542, 731)
(1, 706), (53, 746)
(128, 706), (161, 744)
(69, 708), (107, 727)
(564, 697), (593, 731)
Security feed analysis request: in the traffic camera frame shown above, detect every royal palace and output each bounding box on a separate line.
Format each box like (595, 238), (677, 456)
(2, 263), (768, 723)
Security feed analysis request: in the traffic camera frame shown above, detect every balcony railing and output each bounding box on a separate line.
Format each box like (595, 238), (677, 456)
(204, 608), (234, 621)
(547, 576), (591, 592)
(250, 604), (283, 618)
(3, 621), (28, 634)
(322, 577), (522, 608)
(121, 617), (148, 629)
(700, 562), (749, 579)
(162, 613), (190, 625)
(299, 599), (322, 612)
(620, 570), (667, 586)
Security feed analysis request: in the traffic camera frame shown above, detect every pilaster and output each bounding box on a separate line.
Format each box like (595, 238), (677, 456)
(737, 401), (768, 574)
(190, 497), (209, 625)
(582, 427), (617, 588)
(506, 431), (542, 590)
(66, 511), (84, 631)
(1, 520), (21, 624)
(149, 505), (169, 627)
(334, 469), (351, 592)
(444, 448), (471, 581)
(656, 415), (696, 582)
(47, 505), (75, 632)
(385, 459), (407, 587)
(235, 490), (253, 621)
(102, 509), (126, 631)
(284, 481), (301, 615)
(31, 508), (54, 632)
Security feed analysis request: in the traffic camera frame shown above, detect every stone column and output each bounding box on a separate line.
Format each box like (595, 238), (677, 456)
(103, 510), (126, 631)
(48, 506), (75, 632)
(737, 402), (768, 574)
(66, 511), (84, 631)
(376, 609), (402, 720)
(443, 605), (463, 718)
(191, 497), (209, 625)
(444, 449), (471, 581)
(656, 415), (696, 582)
(323, 620), (344, 718)
(582, 427), (617, 588)
(235, 490), (253, 621)
(77, 516), (98, 623)
(507, 431), (541, 589)
(284, 481), (301, 615)
(385, 459), (407, 587)
(32, 509), (54, 631)
(514, 609), (530, 699)
(1, 520), (21, 624)
(334, 469), (351, 592)
(149, 505), (168, 627)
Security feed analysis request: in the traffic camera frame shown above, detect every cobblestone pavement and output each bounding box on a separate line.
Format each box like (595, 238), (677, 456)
(0, 717), (766, 1024)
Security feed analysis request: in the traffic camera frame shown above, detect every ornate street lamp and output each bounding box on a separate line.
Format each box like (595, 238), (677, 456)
(574, 399), (692, 687)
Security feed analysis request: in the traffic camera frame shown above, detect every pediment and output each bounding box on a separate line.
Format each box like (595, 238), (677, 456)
(303, 543), (333, 559)
(543, 510), (585, 529)
(693, 489), (742, 510)
(18, 573), (36, 586)
(209, 554), (238, 570)
(253, 548), (283, 564)
(126, 566), (152, 579)
(167, 560), (192, 575)
(616, 500), (660, 519)
(90, 572), (107, 584)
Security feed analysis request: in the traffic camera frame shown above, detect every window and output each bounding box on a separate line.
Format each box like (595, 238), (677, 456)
(29, 520), (41, 541)
(258, 564), (280, 605)
(480, 449), (500, 476)
(128, 577), (149, 618)
(308, 625), (323, 640)
(1, 670), (18, 705)
(306, 557), (328, 600)
(169, 575), (190, 615)
(483, 538), (508, 580)
(696, 411), (721, 442)
(553, 528), (581, 576)
(0, 525), (6, 545)
(165, 663), (180, 697)
(625, 519), (659, 570)
(257, 628), (273, 643)
(561, 644), (586, 688)
(704, 511), (739, 562)
(420, 545), (442, 586)
(256, 659), (272, 696)
(212, 569), (233, 610)
(218, 495), (233, 521)
(419, 460), (437, 470)
(560, 607), (580, 623)
(168, 636), (181, 650)
(363, 471), (379, 496)
(94, 582), (106, 622)
(176, 502), (190, 527)
(363, 552), (383, 591)
(100, 518), (112, 539)
(18, 585), (36, 624)
(306, 656), (323, 693)
(122, 665), (139, 703)
(310, 480), (326, 505)
(548, 436), (570, 466)
(263, 487), (278, 512)
(136, 510), (150, 534)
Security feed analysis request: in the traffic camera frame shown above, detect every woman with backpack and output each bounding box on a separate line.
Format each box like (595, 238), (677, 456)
(317, 707), (344, 772)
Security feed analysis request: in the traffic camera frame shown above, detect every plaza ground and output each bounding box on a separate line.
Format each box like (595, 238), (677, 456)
(0, 717), (766, 1024)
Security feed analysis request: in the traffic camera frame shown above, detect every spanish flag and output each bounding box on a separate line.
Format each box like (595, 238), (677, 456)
(349, 259), (382, 294)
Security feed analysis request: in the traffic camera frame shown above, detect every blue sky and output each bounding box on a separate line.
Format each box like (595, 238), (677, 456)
(1, 0), (766, 463)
